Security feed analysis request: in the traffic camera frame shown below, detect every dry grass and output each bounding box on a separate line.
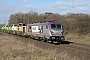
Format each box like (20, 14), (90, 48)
(37, 48), (79, 60)
(65, 33), (90, 45)
(0, 33), (79, 60)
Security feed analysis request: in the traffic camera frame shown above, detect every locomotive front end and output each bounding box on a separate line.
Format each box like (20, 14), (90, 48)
(48, 22), (65, 43)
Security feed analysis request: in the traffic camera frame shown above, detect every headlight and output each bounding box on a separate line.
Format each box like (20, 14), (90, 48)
(51, 31), (54, 34)
(61, 37), (65, 41)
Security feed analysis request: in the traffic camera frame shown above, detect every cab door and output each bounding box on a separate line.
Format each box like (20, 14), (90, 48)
(23, 26), (26, 35)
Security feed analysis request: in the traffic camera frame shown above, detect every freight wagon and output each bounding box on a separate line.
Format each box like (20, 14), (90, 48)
(0, 26), (5, 32)
(3, 25), (8, 33)
(8, 24), (17, 34)
(16, 23), (26, 36)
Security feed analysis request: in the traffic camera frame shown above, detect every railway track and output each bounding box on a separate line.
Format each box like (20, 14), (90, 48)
(1, 32), (90, 60)
(61, 43), (90, 54)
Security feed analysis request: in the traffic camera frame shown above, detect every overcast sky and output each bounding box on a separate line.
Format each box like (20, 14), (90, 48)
(0, 0), (90, 24)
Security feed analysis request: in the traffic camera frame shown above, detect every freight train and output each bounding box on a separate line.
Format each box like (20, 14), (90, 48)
(0, 21), (65, 44)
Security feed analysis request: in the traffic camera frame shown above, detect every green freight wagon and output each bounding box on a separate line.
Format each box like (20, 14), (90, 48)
(0, 26), (5, 32)
(8, 24), (17, 34)
(8, 25), (12, 33)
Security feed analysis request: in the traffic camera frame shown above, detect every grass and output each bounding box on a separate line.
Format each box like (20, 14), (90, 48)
(0, 33), (80, 60)
(65, 33), (90, 45)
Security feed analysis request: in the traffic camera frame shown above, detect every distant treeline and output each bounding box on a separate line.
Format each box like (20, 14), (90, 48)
(8, 11), (90, 35)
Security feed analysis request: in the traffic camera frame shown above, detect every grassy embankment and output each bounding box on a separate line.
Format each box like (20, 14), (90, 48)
(65, 33), (90, 45)
(0, 32), (79, 60)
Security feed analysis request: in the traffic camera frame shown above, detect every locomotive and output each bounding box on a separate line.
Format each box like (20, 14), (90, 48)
(0, 21), (65, 44)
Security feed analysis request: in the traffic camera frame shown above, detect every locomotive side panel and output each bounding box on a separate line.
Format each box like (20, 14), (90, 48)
(31, 26), (43, 34)
(25, 23), (46, 40)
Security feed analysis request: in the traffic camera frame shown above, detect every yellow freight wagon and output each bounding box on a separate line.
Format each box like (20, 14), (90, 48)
(16, 23), (26, 36)
(6, 26), (9, 30)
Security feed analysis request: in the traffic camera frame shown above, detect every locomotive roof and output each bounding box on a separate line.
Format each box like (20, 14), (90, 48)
(46, 21), (62, 24)
(27, 21), (62, 26)
(28, 22), (45, 26)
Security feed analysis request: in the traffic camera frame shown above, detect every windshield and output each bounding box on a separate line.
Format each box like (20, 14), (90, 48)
(51, 24), (61, 30)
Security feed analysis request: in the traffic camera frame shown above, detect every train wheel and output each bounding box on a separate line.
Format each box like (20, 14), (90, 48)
(50, 41), (53, 44)
(42, 37), (47, 42)
(29, 36), (32, 39)
(47, 39), (52, 43)
(38, 37), (41, 41)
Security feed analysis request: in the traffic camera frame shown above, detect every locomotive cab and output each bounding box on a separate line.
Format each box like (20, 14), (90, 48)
(46, 21), (65, 43)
